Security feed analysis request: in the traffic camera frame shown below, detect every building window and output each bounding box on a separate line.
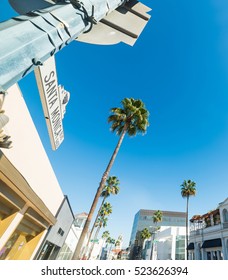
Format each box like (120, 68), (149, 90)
(57, 228), (64, 236)
(222, 209), (228, 222)
(207, 251), (211, 260)
(74, 218), (84, 228)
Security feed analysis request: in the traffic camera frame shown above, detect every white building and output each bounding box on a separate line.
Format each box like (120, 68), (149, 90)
(0, 84), (65, 259)
(188, 197), (228, 260)
(144, 226), (186, 260)
(129, 209), (186, 260)
(56, 212), (89, 260)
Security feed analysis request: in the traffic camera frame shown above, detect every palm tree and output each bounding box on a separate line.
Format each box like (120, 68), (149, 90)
(98, 230), (110, 260)
(140, 228), (152, 242)
(138, 228), (151, 259)
(115, 240), (121, 248)
(153, 210), (163, 225)
(88, 216), (108, 260)
(102, 230), (110, 241)
(85, 176), (120, 253)
(72, 98), (149, 259)
(106, 236), (112, 248)
(115, 234), (123, 248)
(181, 179), (196, 260)
(150, 210), (163, 259)
(108, 238), (116, 259)
(87, 202), (112, 259)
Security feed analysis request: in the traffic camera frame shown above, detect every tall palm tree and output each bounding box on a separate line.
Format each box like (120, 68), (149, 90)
(140, 228), (152, 241)
(108, 238), (116, 259)
(140, 228), (151, 260)
(115, 240), (121, 248)
(150, 210), (163, 259)
(106, 236), (112, 248)
(87, 202), (112, 259)
(153, 210), (163, 225)
(98, 230), (110, 260)
(88, 216), (108, 260)
(72, 98), (149, 259)
(102, 230), (110, 241)
(181, 179), (196, 260)
(85, 176), (120, 254)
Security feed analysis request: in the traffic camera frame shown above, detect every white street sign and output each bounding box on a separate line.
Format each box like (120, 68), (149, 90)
(35, 56), (64, 150)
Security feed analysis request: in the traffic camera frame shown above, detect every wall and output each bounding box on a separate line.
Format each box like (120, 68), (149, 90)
(3, 83), (64, 215)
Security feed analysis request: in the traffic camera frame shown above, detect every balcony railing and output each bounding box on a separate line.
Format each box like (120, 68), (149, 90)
(191, 224), (221, 235)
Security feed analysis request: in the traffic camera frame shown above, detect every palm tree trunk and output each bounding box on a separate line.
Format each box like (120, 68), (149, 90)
(72, 128), (127, 260)
(150, 233), (154, 260)
(84, 196), (106, 258)
(88, 225), (101, 259)
(186, 196), (189, 260)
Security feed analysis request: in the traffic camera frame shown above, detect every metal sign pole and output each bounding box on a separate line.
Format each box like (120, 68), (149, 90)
(0, 1), (125, 91)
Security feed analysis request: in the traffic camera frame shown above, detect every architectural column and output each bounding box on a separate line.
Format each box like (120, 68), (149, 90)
(0, 204), (28, 249)
(171, 229), (176, 260)
(221, 237), (227, 260)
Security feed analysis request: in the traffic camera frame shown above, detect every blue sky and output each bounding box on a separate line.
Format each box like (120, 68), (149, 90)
(1, 0), (228, 247)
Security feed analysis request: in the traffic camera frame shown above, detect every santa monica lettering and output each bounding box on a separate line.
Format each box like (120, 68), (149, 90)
(42, 69), (64, 148)
(51, 107), (64, 139)
(44, 71), (58, 109)
(35, 56), (66, 150)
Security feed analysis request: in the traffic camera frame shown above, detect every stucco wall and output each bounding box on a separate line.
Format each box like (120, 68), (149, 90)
(2, 83), (64, 216)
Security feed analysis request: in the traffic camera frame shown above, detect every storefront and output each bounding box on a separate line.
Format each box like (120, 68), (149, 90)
(0, 153), (56, 259)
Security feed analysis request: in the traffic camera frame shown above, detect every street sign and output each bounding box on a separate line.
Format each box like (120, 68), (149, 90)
(34, 56), (64, 150)
(90, 239), (99, 243)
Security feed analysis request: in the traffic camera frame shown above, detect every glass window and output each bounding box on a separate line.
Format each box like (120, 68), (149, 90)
(223, 209), (228, 222)
(207, 251), (211, 260)
(74, 218), (83, 227)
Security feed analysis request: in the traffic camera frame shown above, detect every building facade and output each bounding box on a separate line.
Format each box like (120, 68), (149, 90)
(0, 84), (66, 259)
(144, 226), (186, 260)
(56, 212), (89, 260)
(188, 197), (228, 260)
(129, 209), (186, 260)
(35, 196), (75, 260)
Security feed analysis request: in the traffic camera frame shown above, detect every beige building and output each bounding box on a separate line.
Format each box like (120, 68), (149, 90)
(0, 84), (65, 259)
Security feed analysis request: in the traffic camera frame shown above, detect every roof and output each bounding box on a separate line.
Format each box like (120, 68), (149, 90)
(74, 212), (88, 218)
(190, 209), (220, 222)
(139, 209), (186, 218)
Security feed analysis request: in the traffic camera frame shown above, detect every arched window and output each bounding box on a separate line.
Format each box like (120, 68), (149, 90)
(222, 209), (228, 222)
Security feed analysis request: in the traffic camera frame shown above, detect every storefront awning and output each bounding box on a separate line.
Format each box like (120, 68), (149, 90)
(187, 243), (194, 250)
(201, 238), (222, 248)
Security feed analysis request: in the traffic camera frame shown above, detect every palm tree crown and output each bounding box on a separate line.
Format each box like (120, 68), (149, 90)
(102, 230), (110, 240)
(108, 98), (149, 136)
(140, 228), (152, 241)
(181, 180), (196, 198)
(99, 202), (112, 217)
(153, 210), (163, 224)
(101, 176), (120, 198)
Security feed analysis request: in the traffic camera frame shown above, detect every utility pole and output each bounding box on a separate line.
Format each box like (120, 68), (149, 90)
(0, 0), (151, 91)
